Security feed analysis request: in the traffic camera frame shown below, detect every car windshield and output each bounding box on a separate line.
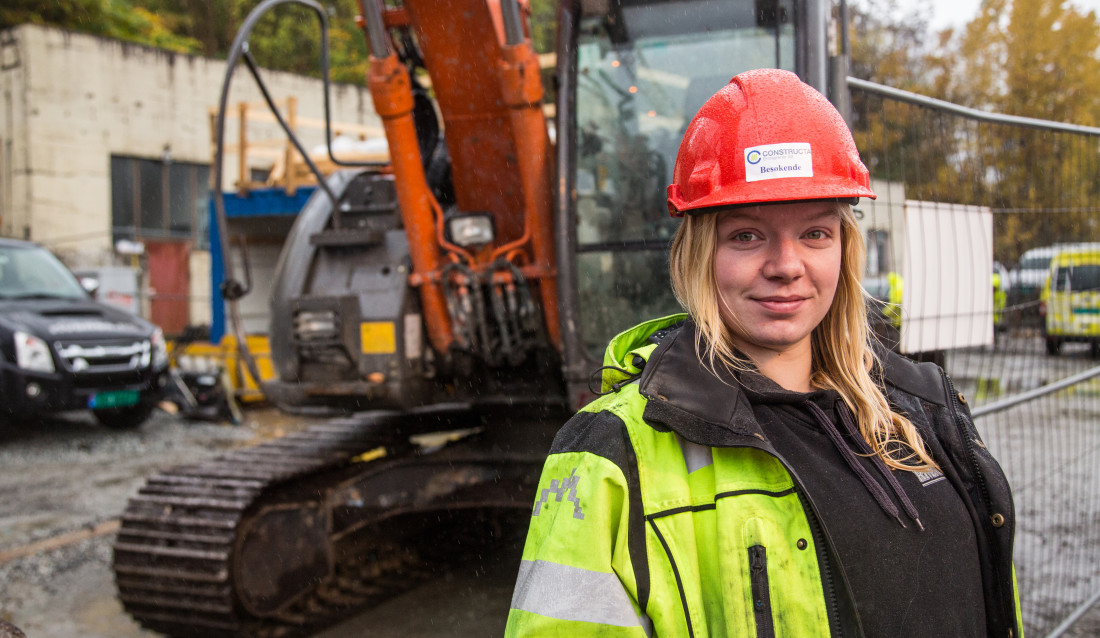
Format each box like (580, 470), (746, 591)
(0, 245), (88, 300)
(1054, 264), (1100, 293)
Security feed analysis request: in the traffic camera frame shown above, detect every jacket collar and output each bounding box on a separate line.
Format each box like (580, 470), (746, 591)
(620, 317), (948, 447)
(636, 320), (766, 447)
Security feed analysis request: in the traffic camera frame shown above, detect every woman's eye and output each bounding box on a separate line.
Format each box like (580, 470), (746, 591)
(805, 230), (828, 240)
(734, 232), (757, 242)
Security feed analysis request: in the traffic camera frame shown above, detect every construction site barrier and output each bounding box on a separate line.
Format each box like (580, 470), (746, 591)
(851, 77), (1100, 637)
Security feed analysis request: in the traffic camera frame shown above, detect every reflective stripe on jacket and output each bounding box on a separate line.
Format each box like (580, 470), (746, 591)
(506, 314), (1023, 637)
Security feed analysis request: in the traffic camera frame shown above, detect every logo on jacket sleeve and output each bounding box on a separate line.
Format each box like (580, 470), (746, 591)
(532, 467), (584, 520)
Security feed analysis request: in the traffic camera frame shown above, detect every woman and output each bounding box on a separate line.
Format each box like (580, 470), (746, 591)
(506, 69), (1021, 637)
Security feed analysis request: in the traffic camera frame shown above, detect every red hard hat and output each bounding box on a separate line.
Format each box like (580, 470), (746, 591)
(666, 68), (875, 217)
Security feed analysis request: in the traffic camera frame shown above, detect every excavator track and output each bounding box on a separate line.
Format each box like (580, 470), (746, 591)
(112, 407), (555, 637)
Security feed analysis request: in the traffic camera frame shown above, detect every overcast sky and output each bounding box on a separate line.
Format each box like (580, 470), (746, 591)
(885, 0), (1100, 32)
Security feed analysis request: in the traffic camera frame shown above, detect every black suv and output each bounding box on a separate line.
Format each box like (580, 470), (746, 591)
(0, 238), (168, 428)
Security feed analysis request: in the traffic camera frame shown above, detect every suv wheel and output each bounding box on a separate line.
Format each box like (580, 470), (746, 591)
(93, 403), (155, 429)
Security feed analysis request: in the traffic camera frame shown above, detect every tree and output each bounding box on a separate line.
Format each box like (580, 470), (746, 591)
(529, 0), (556, 54)
(950, 0), (1100, 261)
(848, 0), (1100, 263)
(0, 0), (201, 54)
(849, 0), (937, 90)
(848, 0), (963, 202)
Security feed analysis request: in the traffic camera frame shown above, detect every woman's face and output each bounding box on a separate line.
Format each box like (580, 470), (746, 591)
(714, 201), (843, 360)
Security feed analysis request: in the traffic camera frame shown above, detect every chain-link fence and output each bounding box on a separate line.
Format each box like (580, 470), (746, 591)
(849, 77), (1100, 637)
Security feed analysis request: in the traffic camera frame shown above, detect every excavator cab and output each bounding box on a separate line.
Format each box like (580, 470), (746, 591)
(557, 0), (831, 400)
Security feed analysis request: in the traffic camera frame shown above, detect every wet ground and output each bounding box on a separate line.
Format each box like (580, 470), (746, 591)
(3, 336), (1100, 637)
(0, 406), (523, 638)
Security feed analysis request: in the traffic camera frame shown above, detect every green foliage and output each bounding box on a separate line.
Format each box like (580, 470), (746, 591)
(1, 0), (366, 82)
(849, 0), (935, 90)
(958, 0), (1100, 261)
(529, 0), (557, 54)
(849, 0), (1100, 264)
(849, 0), (958, 208)
(1, 0), (109, 34)
(1, 0), (201, 53)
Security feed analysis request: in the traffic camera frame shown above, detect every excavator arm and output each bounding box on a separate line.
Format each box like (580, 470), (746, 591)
(362, 0), (558, 358)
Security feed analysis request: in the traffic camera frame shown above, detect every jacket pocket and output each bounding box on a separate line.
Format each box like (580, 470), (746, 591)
(748, 545), (776, 638)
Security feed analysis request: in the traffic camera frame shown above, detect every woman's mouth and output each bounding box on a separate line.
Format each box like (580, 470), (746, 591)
(754, 296), (806, 313)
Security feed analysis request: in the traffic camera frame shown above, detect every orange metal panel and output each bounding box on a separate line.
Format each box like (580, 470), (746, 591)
(403, 0), (529, 244)
(369, 52), (455, 353)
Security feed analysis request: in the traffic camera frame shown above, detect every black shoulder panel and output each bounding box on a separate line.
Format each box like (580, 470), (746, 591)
(877, 348), (948, 407)
(550, 410), (633, 470)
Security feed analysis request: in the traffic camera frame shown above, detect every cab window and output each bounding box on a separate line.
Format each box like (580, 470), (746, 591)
(573, 0), (796, 357)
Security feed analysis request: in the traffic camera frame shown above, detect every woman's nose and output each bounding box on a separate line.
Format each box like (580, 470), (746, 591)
(762, 238), (806, 281)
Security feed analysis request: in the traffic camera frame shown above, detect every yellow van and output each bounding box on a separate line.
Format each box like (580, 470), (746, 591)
(1040, 247), (1100, 356)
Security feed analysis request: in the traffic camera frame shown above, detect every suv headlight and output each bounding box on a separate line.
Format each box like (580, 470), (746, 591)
(14, 331), (55, 373)
(151, 327), (169, 369)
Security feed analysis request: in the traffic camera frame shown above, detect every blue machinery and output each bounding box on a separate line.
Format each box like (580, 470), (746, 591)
(207, 186), (316, 342)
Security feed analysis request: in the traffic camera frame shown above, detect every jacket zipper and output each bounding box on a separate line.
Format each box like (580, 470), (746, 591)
(795, 486), (843, 636)
(748, 545), (776, 638)
(942, 371), (1018, 634)
(739, 442), (854, 636)
(942, 372), (992, 511)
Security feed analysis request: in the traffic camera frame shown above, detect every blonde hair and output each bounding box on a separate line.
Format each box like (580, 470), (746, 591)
(669, 203), (938, 471)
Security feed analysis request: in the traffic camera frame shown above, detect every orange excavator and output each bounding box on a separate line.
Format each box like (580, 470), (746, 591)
(113, 0), (845, 635)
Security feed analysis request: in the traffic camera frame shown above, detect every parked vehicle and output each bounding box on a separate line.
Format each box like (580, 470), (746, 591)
(0, 238), (168, 427)
(1011, 245), (1060, 303)
(1040, 246), (1100, 356)
(1010, 243), (1100, 304)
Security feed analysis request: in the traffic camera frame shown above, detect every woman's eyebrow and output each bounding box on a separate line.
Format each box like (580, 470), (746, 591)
(808, 209), (842, 221)
(719, 208), (840, 225)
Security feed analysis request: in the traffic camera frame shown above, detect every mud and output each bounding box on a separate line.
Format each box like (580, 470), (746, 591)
(0, 406), (520, 638)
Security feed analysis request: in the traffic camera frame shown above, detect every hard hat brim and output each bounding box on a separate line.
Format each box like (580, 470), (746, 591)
(669, 174), (877, 217)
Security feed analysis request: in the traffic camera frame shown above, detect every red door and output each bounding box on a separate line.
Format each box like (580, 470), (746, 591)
(145, 240), (191, 336)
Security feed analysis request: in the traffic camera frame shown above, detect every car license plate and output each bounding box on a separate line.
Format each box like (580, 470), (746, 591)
(89, 390), (140, 409)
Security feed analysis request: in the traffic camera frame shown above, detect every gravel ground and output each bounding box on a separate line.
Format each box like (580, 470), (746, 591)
(948, 338), (1100, 637)
(2, 361), (1100, 637)
(0, 406), (520, 638)
(0, 406), (320, 637)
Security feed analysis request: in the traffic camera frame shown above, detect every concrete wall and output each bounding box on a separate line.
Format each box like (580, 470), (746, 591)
(0, 24), (383, 325)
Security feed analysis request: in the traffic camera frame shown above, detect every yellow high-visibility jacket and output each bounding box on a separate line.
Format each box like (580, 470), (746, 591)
(506, 314), (1022, 637)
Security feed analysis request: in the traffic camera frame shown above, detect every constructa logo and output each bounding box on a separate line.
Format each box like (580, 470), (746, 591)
(744, 142), (813, 183)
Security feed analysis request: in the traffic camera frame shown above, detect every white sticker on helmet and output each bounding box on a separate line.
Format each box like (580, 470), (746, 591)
(744, 143), (813, 182)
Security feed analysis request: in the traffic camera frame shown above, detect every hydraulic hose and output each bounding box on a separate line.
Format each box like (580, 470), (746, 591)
(211, 0), (379, 399)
